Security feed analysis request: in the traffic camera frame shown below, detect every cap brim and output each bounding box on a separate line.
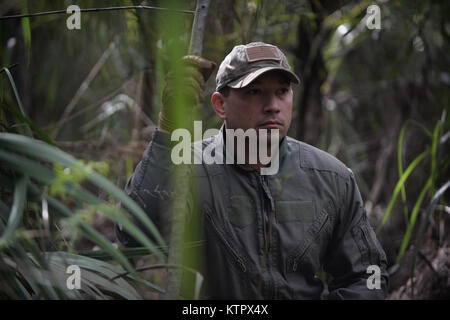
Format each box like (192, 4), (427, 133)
(227, 67), (301, 89)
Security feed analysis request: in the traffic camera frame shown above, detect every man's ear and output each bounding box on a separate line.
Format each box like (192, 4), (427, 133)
(211, 92), (226, 120)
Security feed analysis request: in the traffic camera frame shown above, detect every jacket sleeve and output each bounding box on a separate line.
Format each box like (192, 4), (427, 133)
(115, 129), (175, 247)
(324, 170), (389, 300)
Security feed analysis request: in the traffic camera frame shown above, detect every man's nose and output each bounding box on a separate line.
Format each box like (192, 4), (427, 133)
(263, 93), (281, 113)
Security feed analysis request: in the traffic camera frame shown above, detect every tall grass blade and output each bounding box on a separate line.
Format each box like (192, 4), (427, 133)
(0, 200), (9, 223)
(1, 68), (27, 118)
(397, 121), (409, 225)
(5, 104), (55, 145)
(27, 183), (137, 274)
(0, 175), (28, 247)
(0, 149), (55, 184)
(396, 177), (431, 262)
(430, 123), (440, 202)
(377, 150), (429, 231)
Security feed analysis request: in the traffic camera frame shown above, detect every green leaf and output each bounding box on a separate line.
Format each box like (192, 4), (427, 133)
(0, 200), (9, 224)
(0, 133), (166, 251)
(396, 178), (431, 262)
(397, 121), (409, 224)
(5, 104), (55, 146)
(0, 175), (28, 247)
(0, 146), (165, 263)
(0, 149), (55, 185)
(13, 277), (32, 299)
(26, 181), (140, 276)
(42, 252), (143, 299)
(377, 150), (429, 231)
(0, 68), (28, 120)
(430, 122), (440, 198)
(77, 240), (206, 260)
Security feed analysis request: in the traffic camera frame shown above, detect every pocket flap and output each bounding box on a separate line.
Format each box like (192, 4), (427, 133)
(276, 200), (315, 222)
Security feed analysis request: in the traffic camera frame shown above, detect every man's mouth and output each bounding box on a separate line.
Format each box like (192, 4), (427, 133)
(258, 120), (283, 129)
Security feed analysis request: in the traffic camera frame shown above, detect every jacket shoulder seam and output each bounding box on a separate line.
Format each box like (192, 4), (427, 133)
(286, 138), (351, 179)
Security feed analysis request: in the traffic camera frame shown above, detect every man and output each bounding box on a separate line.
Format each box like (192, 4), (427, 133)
(116, 42), (389, 299)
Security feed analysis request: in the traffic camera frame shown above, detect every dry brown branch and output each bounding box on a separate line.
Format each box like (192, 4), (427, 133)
(388, 246), (449, 299)
(366, 113), (401, 218)
(45, 78), (134, 132)
(52, 38), (118, 139)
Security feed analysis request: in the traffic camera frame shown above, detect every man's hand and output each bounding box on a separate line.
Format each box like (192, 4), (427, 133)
(158, 56), (216, 133)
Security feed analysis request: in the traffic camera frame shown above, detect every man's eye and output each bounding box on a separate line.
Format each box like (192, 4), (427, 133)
(278, 88), (289, 95)
(247, 89), (260, 95)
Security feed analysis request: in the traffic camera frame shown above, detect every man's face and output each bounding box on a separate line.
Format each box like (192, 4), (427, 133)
(215, 70), (294, 140)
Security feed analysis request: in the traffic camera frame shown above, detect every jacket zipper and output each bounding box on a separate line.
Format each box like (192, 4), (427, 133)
(259, 174), (276, 299)
(205, 210), (247, 272)
(259, 175), (268, 251)
(292, 213), (329, 272)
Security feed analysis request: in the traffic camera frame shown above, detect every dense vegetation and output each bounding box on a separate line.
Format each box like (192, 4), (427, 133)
(0, 0), (448, 299)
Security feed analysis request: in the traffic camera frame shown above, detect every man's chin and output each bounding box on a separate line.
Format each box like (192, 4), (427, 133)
(256, 128), (284, 144)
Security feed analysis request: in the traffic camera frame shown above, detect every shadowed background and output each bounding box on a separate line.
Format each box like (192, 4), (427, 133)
(0, 0), (448, 299)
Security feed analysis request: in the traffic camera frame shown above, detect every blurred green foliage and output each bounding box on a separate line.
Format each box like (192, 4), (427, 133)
(0, 0), (449, 299)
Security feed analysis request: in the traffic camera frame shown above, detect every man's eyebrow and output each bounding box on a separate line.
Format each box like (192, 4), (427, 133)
(279, 77), (291, 84)
(247, 77), (291, 87)
(249, 79), (262, 85)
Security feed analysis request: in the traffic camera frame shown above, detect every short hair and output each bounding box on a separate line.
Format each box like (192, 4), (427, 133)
(218, 86), (230, 97)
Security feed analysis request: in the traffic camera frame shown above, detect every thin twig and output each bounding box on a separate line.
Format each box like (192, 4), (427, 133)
(0, 5), (194, 20)
(417, 250), (439, 277)
(45, 78), (133, 131)
(367, 113), (401, 216)
(55, 140), (105, 149)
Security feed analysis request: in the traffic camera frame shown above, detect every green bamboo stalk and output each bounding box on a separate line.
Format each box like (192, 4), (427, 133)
(165, 0), (211, 300)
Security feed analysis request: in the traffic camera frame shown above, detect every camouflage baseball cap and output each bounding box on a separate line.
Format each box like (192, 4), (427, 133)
(215, 42), (300, 91)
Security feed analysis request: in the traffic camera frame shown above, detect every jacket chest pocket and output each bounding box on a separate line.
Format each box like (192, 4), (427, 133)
(228, 196), (256, 228)
(285, 203), (333, 274)
(203, 203), (247, 273)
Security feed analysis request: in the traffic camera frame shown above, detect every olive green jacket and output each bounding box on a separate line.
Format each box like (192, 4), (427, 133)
(116, 126), (389, 299)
